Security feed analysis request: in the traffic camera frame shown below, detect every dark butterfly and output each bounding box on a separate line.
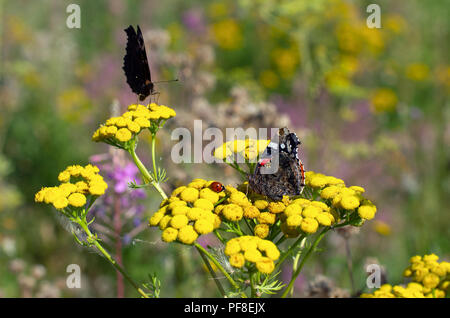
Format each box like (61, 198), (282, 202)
(248, 128), (305, 201)
(123, 25), (154, 101)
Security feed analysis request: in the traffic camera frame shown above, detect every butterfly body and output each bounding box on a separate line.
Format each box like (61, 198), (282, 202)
(248, 128), (305, 201)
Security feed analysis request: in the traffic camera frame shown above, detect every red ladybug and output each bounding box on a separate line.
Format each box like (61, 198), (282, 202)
(210, 181), (225, 193)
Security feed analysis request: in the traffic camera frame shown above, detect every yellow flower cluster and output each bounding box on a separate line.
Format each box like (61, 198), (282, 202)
(305, 171), (345, 189)
(149, 179), (224, 245)
(361, 283), (429, 298)
(214, 184), (337, 238)
(334, 21), (384, 56)
(34, 164), (108, 210)
(92, 103), (176, 145)
(361, 254), (450, 298)
(280, 198), (336, 237)
(224, 236), (280, 274)
(213, 185), (278, 239)
(213, 139), (271, 161)
(307, 171), (377, 221)
(403, 254), (449, 294)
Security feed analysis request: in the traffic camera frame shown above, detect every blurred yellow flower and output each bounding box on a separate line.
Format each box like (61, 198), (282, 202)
(75, 62), (93, 81)
(373, 220), (392, 236)
(361, 27), (385, 54)
(384, 14), (407, 34)
(370, 88), (398, 113)
(208, 2), (229, 18)
(23, 71), (41, 88)
(259, 70), (280, 89)
(211, 19), (242, 50)
(167, 23), (183, 46)
(335, 23), (362, 54)
(7, 15), (31, 43)
(436, 65), (450, 89)
(406, 63), (429, 81)
(272, 47), (300, 78)
(57, 87), (91, 121)
(325, 71), (352, 92)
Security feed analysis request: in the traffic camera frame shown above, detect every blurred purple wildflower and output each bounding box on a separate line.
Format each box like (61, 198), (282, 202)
(110, 162), (140, 194)
(182, 8), (206, 33)
(282, 265), (305, 295)
(88, 152), (147, 246)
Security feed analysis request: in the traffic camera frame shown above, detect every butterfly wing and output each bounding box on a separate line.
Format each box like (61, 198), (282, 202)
(123, 25), (153, 100)
(136, 25), (152, 85)
(248, 152), (301, 201)
(248, 128), (305, 200)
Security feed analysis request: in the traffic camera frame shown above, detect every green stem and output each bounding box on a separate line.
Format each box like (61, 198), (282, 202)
(194, 243), (247, 298)
(213, 229), (226, 244)
(276, 235), (305, 273)
(225, 160), (247, 177)
(129, 146), (167, 200)
(265, 235), (305, 285)
(274, 234), (286, 246)
(195, 245), (226, 297)
(281, 229), (328, 298)
(77, 218), (149, 298)
(250, 271), (257, 298)
(243, 218), (254, 235)
(290, 252), (302, 297)
(151, 134), (158, 180)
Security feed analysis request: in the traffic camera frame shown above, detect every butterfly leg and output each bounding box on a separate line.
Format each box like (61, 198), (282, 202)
(149, 91), (160, 104)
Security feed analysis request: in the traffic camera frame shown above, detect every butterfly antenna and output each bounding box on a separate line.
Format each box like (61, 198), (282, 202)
(153, 78), (179, 84)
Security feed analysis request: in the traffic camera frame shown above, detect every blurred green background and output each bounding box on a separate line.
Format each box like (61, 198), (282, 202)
(0, 0), (448, 297)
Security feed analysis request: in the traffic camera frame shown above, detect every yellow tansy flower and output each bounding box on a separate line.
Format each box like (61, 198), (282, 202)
(67, 193), (86, 207)
(177, 225), (198, 244)
(255, 257), (275, 274)
(268, 202), (285, 214)
(222, 204), (244, 221)
(170, 215), (189, 229)
(243, 206), (260, 219)
(161, 227), (178, 242)
(193, 198), (214, 211)
(194, 219), (214, 235)
(301, 218), (319, 234)
(254, 224), (269, 239)
(180, 187), (199, 203)
(53, 196), (69, 210)
(115, 128), (132, 142)
(229, 253), (245, 268)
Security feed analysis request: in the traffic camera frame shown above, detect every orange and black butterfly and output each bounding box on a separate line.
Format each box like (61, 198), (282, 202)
(248, 128), (305, 201)
(123, 25), (154, 101)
